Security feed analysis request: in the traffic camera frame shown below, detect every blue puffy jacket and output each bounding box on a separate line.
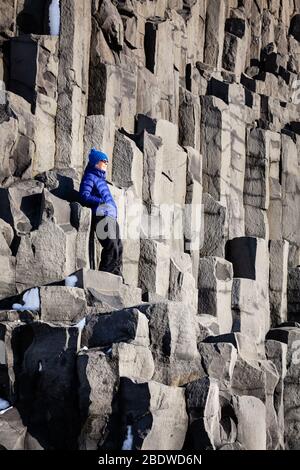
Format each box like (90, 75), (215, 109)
(79, 163), (118, 219)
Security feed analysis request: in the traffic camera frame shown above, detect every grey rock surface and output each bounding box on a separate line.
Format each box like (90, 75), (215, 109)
(1, 0), (300, 451)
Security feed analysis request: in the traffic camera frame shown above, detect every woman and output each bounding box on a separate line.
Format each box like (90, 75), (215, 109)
(80, 148), (123, 277)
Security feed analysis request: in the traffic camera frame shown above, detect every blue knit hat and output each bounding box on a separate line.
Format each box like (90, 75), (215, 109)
(89, 148), (109, 167)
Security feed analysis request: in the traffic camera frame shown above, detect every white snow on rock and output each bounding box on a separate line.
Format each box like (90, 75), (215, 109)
(65, 275), (78, 287)
(0, 398), (10, 412)
(122, 426), (133, 450)
(0, 407), (12, 415)
(76, 318), (86, 332)
(49, 0), (60, 36)
(13, 288), (40, 312)
(75, 318), (86, 353)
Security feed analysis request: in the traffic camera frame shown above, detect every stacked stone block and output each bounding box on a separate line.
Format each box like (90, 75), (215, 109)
(1, 0), (300, 451)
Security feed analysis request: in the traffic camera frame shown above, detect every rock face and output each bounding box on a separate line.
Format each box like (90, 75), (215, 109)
(1, 0), (300, 451)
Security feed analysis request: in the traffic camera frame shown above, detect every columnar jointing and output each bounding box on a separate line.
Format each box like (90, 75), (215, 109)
(0, 0), (300, 451)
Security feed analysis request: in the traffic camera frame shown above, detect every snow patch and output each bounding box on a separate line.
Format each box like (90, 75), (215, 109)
(0, 407), (12, 415)
(75, 318), (86, 353)
(65, 275), (78, 288)
(122, 426), (133, 451)
(0, 398), (10, 412)
(64, 328), (70, 351)
(49, 0), (60, 36)
(76, 318), (86, 332)
(13, 288), (40, 312)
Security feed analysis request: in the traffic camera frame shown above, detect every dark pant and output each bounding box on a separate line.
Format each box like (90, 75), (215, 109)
(95, 216), (123, 277)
